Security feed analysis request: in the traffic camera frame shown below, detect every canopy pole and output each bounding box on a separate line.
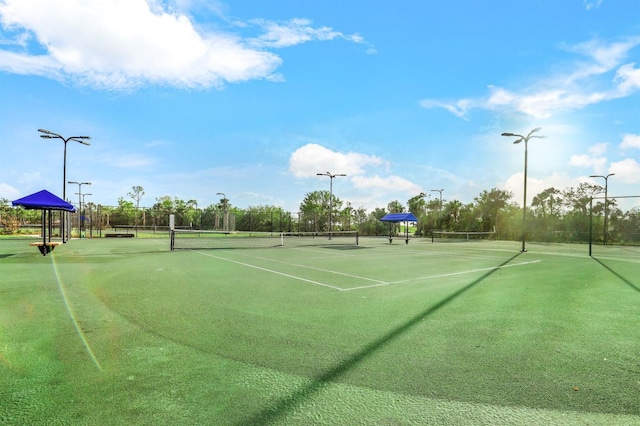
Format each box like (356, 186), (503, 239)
(405, 221), (409, 244)
(42, 210), (46, 246)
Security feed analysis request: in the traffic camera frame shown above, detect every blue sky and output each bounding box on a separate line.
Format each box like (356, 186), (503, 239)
(1, 0), (639, 212)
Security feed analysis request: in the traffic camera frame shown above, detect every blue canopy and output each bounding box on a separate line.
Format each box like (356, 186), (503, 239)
(12, 189), (76, 212)
(380, 212), (418, 223)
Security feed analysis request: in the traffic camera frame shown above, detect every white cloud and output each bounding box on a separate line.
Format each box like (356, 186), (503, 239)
(609, 159), (640, 184)
(351, 175), (421, 193)
(567, 143), (611, 175)
(419, 99), (472, 119)
(584, 0), (603, 10)
(288, 143), (386, 178)
(288, 143), (423, 203)
(422, 37), (640, 119)
(620, 133), (640, 150)
(589, 143), (608, 156)
(500, 172), (586, 207)
(613, 63), (640, 95)
(0, 183), (21, 200)
(0, 0), (367, 90)
(569, 150), (607, 174)
(248, 18), (364, 48)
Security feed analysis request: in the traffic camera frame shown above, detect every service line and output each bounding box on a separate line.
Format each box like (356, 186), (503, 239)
(225, 250), (388, 285)
(342, 259), (542, 291)
(195, 250), (344, 290)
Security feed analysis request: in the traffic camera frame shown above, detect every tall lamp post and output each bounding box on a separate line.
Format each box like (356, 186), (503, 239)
(502, 127), (545, 252)
(69, 181), (91, 239)
(431, 189), (444, 225)
(39, 129), (91, 242)
(589, 173), (615, 245)
(317, 171), (347, 239)
(418, 192), (429, 237)
(216, 192), (227, 231)
(77, 193), (92, 237)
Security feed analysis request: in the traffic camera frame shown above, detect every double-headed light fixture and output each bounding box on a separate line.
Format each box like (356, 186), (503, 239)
(317, 172), (346, 239)
(501, 127), (545, 252)
(589, 173), (615, 245)
(39, 129), (91, 242)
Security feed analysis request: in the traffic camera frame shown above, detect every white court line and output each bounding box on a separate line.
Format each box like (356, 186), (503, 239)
(371, 245), (510, 261)
(342, 260), (543, 291)
(224, 251), (388, 285)
(51, 253), (103, 372)
(194, 251), (541, 293)
(194, 250), (344, 290)
(290, 246), (358, 257)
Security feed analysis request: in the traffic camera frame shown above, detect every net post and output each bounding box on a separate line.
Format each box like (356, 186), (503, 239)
(170, 229), (175, 251)
(356, 231), (359, 246)
(589, 197), (593, 256)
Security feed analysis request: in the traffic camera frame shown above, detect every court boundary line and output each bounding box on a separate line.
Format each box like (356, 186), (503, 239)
(343, 260), (542, 291)
(193, 250), (541, 293)
(194, 250), (344, 290)
(222, 250), (388, 285)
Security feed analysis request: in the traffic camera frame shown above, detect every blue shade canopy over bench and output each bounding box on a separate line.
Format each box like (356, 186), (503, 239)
(380, 212), (419, 244)
(12, 190), (76, 255)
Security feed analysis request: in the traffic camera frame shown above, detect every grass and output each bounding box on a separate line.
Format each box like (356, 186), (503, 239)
(1, 236), (639, 425)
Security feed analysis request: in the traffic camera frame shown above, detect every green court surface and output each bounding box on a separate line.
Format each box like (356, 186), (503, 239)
(1, 236), (639, 425)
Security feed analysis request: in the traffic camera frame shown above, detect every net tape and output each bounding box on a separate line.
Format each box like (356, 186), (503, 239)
(170, 230), (358, 250)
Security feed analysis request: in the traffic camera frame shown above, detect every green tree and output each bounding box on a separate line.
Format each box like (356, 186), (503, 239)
(127, 186), (145, 231)
(111, 198), (136, 226)
(473, 188), (513, 233)
(358, 207), (388, 236)
(299, 190), (342, 232)
(387, 200), (404, 213)
(340, 202), (354, 231)
(151, 196), (174, 227)
(407, 194), (427, 218)
(562, 183), (602, 242)
(441, 200), (463, 231)
(530, 187), (562, 241)
(0, 198), (20, 234)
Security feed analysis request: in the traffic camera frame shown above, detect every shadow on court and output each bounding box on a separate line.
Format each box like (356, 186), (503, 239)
(239, 252), (524, 425)
(592, 257), (640, 293)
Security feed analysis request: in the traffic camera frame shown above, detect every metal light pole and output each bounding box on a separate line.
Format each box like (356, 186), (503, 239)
(39, 129), (91, 242)
(216, 192), (227, 231)
(79, 193), (92, 237)
(431, 189), (444, 225)
(193, 200), (200, 230)
(418, 192), (429, 237)
(502, 127), (545, 252)
(589, 173), (615, 245)
(317, 172), (346, 239)
(69, 181), (91, 239)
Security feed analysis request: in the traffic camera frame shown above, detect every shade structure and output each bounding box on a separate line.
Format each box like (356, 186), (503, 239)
(380, 212), (419, 244)
(12, 189), (76, 212)
(12, 190), (76, 255)
(380, 212), (418, 223)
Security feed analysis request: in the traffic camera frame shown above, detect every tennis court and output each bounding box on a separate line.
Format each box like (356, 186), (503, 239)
(1, 236), (639, 425)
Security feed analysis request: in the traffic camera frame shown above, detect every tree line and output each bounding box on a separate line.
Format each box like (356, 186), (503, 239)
(2, 183), (639, 244)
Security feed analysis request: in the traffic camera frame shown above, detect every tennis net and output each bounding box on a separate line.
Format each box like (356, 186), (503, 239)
(170, 230), (358, 250)
(431, 230), (495, 242)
